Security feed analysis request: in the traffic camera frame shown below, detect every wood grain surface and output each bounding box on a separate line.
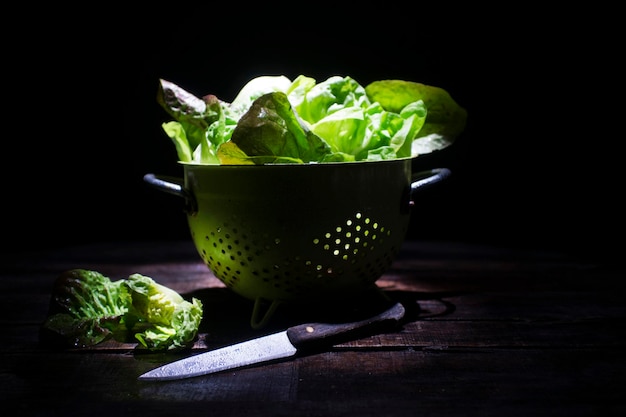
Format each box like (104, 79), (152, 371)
(2, 240), (624, 416)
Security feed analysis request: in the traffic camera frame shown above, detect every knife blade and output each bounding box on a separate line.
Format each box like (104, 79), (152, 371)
(138, 302), (405, 381)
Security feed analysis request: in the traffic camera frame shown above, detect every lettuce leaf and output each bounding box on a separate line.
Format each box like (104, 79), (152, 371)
(365, 80), (467, 150)
(228, 92), (332, 164)
(157, 75), (467, 165)
(40, 269), (203, 351)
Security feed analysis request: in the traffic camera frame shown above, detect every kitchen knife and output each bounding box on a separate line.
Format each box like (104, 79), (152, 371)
(138, 302), (405, 381)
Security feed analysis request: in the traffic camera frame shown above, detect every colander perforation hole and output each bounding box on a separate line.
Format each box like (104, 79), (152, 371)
(312, 214), (394, 262)
(199, 208), (404, 295)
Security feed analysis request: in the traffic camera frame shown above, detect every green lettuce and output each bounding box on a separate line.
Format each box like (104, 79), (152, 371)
(156, 74), (467, 165)
(40, 269), (203, 351)
(124, 273), (204, 351)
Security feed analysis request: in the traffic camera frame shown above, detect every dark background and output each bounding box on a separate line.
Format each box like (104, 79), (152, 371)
(3, 7), (621, 262)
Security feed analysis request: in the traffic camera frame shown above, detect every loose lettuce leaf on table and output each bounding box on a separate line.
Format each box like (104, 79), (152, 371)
(40, 269), (203, 351)
(125, 274), (204, 352)
(39, 269), (131, 348)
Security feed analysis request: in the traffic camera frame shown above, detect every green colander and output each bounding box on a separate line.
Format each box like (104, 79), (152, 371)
(144, 159), (449, 327)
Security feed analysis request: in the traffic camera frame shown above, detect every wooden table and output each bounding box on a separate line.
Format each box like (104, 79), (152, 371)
(2, 240), (624, 416)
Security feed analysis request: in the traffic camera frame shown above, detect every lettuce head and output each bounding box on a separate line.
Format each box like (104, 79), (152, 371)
(156, 74), (467, 165)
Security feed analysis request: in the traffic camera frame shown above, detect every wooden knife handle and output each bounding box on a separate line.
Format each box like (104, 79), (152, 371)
(286, 302), (405, 350)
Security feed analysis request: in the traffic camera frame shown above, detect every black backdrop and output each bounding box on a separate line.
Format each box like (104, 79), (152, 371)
(3, 7), (621, 262)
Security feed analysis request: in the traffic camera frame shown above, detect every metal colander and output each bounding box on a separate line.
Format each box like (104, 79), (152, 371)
(145, 159), (449, 327)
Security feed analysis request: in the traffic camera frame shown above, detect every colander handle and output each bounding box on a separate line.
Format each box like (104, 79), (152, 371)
(143, 173), (198, 214)
(410, 168), (451, 203)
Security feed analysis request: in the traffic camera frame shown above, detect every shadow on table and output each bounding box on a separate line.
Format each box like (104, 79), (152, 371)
(183, 286), (461, 341)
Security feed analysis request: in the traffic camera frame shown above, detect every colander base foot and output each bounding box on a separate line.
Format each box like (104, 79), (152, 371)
(374, 286), (392, 303)
(251, 298), (282, 329)
(248, 285), (391, 329)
